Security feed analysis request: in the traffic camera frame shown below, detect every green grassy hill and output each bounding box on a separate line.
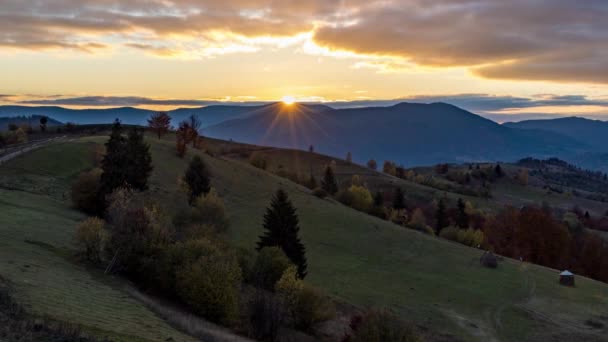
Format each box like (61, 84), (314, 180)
(1, 135), (608, 341)
(224, 146), (608, 217)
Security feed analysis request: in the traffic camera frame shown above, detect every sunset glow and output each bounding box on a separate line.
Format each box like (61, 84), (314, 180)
(281, 96), (296, 105)
(0, 1), (606, 118)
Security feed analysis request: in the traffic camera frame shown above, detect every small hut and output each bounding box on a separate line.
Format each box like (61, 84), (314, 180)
(480, 251), (498, 268)
(559, 270), (575, 287)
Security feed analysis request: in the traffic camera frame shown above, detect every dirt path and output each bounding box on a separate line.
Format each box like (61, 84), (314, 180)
(0, 136), (66, 165)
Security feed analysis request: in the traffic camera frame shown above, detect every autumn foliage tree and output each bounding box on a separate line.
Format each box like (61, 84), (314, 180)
(147, 112), (171, 139)
(367, 159), (377, 170)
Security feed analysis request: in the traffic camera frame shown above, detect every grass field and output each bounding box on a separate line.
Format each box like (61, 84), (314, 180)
(0, 140), (196, 341)
(1, 135), (608, 341)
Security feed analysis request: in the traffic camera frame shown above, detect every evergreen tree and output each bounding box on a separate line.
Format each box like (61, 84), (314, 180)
(308, 173), (317, 189)
(257, 189), (307, 279)
(321, 165), (338, 195)
(125, 127), (153, 190)
(39, 116), (48, 132)
(495, 163), (503, 177)
(392, 187), (405, 210)
(456, 198), (469, 229)
(99, 119), (128, 202)
(346, 151), (352, 163)
(373, 191), (384, 207)
(435, 198), (448, 234)
(185, 155), (211, 205)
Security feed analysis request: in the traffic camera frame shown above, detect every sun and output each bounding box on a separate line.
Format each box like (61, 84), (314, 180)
(281, 95), (296, 105)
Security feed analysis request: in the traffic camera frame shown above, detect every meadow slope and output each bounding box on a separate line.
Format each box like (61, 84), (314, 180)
(1, 136), (608, 341)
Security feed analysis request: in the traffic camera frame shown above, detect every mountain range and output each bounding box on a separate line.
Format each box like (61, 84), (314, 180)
(204, 102), (588, 166)
(2, 103), (608, 170)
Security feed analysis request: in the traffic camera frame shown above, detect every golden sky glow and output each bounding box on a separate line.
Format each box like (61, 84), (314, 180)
(1, 1), (607, 118)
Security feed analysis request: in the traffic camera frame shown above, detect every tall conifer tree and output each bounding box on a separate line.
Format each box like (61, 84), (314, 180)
(184, 155), (211, 205)
(100, 119), (128, 200)
(321, 165), (338, 195)
(125, 127), (153, 190)
(456, 198), (469, 229)
(257, 189), (307, 279)
(393, 188), (405, 210)
(436, 198), (448, 234)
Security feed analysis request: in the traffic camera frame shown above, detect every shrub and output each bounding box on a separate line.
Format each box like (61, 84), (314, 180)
(155, 238), (221, 295)
(191, 188), (230, 232)
(457, 228), (484, 247)
(75, 217), (107, 264)
(276, 266), (334, 331)
(312, 187), (328, 199)
(14, 128), (28, 143)
(251, 247), (292, 290)
(236, 247), (256, 283)
(348, 185), (373, 212)
(249, 152), (267, 170)
(176, 138), (187, 158)
(247, 290), (285, 341)
(349, 309), (420, 342)
(176, 250), (242, 325)
(336, 189), (354, 207)
(439, 227), (459, 241)
(105, 189), (171, 279)
(71, 168), (102, 215)
(441, 227), (484, 247)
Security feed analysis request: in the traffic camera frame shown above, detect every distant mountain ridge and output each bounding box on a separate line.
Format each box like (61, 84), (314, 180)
(4, 103), (608, 170)
(0, 105), (262, 128)
(504, 117), (608, 151)
(204, 102), (587, 166)
(0, 115), (62, 131)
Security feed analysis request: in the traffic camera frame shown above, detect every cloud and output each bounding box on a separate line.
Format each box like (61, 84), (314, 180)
(15, 93), (608, 116)
(313, 1), (608, 84)
(17, 95), (267, 107)
(1, 0), (607, 83)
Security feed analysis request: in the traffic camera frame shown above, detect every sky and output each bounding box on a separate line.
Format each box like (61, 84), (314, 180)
(1, 0), (608, 120)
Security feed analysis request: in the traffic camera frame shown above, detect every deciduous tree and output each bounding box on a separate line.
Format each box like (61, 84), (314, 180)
(147, 112), (171, 139)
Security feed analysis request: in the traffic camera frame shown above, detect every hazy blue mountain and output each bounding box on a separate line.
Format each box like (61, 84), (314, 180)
(205, 102), (586, 166)
(504, 117), (608, 151)
(0, 115), (62, 131)
(0, 105), (261, 128)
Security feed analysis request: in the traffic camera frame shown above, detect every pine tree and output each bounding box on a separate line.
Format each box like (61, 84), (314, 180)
(346, 152), (352, 163)
(308, 174), (317, 189)
(125, 127), (153, 190)
(373, 191), (384, 207)
(392, 188), (405, 210)
(99, 119), (128, 201)
(185, 155), (211, 205)
(321, 165), (338, 195)
(435, 198), (448, 234)
(257, 189), (307, 279)
(456, 198), (468, 229)
(494, 163), (503, 177)
(39, 116), (48, 132)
